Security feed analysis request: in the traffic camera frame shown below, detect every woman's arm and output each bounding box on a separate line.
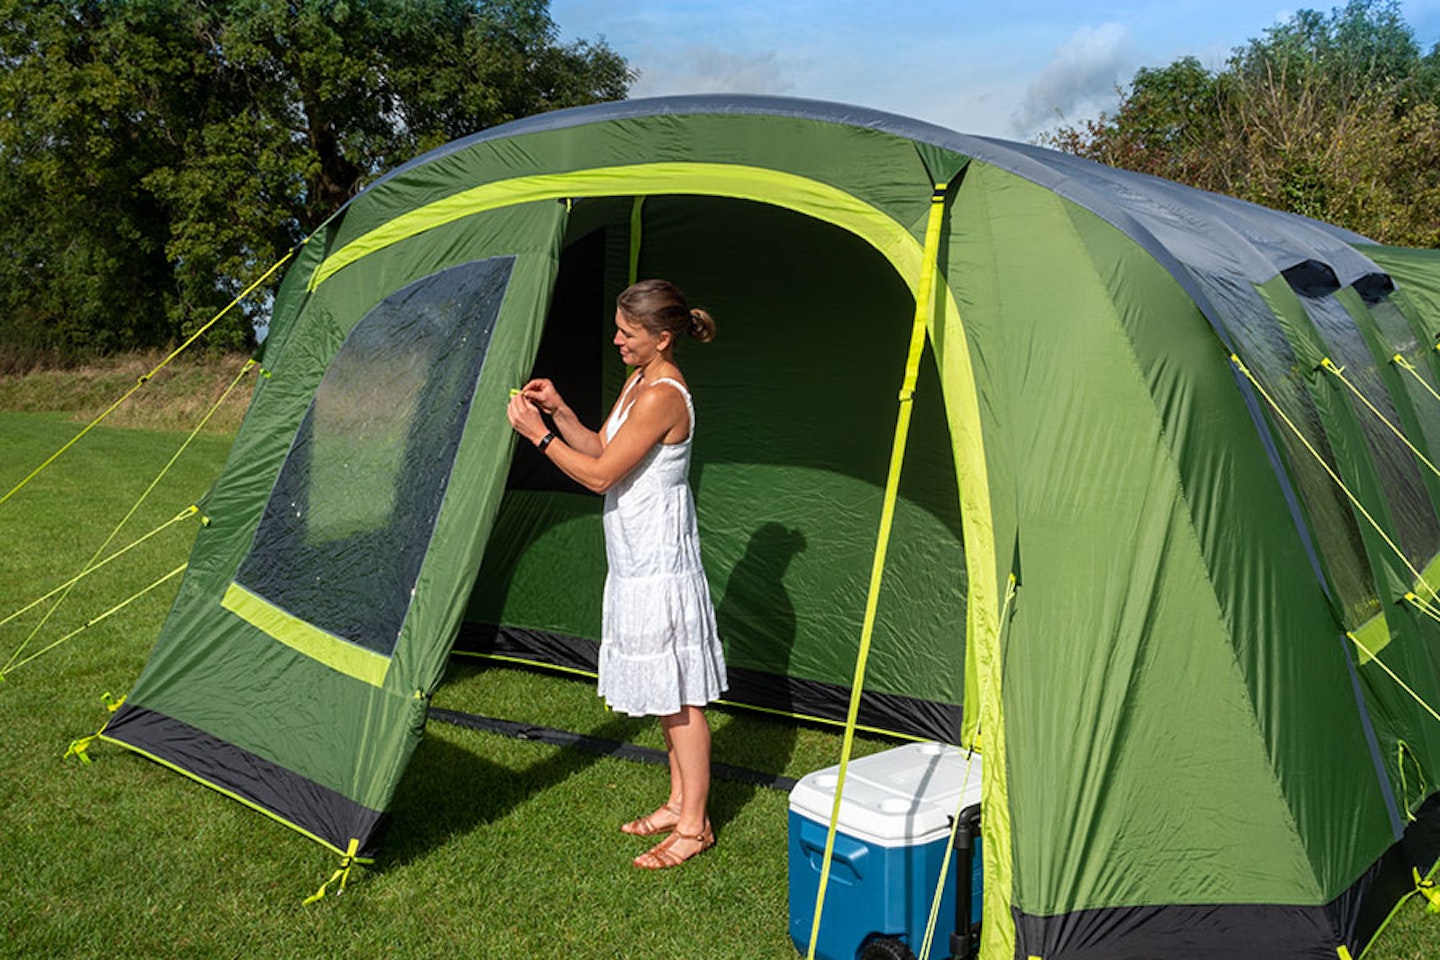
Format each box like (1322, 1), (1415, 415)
(507, 385), (685, 494)
(547, 403), (603, 456)
(519, 378), (602, 456)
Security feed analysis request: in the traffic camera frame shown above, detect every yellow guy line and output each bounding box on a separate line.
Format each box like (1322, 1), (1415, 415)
(0, 254), (292, 507)
(0, 505), (198, 632)
(919, 747), (982, 960)
(1347, 631), (1440, 724)
(1231, 354), (1439, 602)
(806, 182), (951, 960)
(1394, 353), (1440, 407)
(916, 572), (1015, 960)
(1405, 592), (1440, 625)
(6, 359), (255, 672)
(3, 564), (187, 678)
(1322, 358), (1440, 482)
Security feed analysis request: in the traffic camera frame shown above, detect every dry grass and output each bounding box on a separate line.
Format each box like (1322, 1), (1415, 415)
(0, 350), (256, 434)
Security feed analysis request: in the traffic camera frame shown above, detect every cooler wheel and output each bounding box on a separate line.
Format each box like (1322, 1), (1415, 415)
(858, 936), (917, 960)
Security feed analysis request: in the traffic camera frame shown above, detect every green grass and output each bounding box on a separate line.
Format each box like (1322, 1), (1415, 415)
(0, 351), (254, 434)
(0, 410), (895, 959)
(2, 396), (1438, 959)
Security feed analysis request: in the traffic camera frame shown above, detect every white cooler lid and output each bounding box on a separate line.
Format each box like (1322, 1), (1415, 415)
(788, 741), (983, 847)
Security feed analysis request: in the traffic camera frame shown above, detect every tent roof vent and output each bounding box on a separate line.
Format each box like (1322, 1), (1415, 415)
(1282, 259), (1342, 298)
(1353, 272), (1396, 304)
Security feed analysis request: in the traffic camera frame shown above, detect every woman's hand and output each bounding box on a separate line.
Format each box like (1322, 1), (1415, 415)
(507, 393), (547, 445)
(520, 378), (564, 416)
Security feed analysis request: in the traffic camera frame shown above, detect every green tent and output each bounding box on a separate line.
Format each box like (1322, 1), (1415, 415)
(101, 96), (1440, 958)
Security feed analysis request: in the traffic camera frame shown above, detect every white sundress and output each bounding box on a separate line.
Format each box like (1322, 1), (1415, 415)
(596, 375), (728, 716)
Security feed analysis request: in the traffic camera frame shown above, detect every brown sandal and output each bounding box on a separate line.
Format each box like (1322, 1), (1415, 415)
(620, 802), (682, 836)
(632, 824), (715, 869)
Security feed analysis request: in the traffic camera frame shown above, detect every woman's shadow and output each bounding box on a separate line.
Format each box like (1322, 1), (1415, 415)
(709, 522), (808, 830)
(383, 709), (651, 869)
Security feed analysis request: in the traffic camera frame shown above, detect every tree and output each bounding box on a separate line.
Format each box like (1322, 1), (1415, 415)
(1230, 0), (1424, 95)
(1041, 57), (1233, 185)
(0, 2), (186, 361)
(1041, 0), (1440, 247)
(0, 0), (633, 365)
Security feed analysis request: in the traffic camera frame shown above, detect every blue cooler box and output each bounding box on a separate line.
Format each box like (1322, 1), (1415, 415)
(788, 742), (983, 960)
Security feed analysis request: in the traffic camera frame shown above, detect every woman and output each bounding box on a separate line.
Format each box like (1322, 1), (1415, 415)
(506, 279), (728, 869)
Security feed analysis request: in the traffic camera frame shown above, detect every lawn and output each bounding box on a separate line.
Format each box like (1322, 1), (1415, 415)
(0, 409), (893, 960)
(1, 400), (1436, 960)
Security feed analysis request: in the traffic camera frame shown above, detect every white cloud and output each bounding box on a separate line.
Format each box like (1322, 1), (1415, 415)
(630, 46), (796, 97)
(1013, 23), (1135, 138)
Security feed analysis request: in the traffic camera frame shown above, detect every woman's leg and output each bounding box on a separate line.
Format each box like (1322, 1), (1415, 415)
(634, 705), (715, 867)
(621, 719), (684, 835)
(664, 705), (711, 832)
(662, 718), (684, 809)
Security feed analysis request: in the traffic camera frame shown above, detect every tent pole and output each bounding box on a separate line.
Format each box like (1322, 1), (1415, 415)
(805, 182), (952, 960)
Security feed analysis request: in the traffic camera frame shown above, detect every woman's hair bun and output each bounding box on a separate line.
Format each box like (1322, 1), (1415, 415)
(688, 308), (717, 343)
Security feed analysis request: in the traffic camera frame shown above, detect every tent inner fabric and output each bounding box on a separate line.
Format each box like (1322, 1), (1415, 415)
(459, 195), (969, 741)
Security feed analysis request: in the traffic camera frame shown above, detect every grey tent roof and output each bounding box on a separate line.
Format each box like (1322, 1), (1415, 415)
(364, 94), (1389, 328)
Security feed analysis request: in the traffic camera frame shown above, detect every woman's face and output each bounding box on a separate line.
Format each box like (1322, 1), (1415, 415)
(613, 309), (667, 366)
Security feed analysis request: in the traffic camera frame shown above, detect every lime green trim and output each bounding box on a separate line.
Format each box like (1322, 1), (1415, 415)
(221, 582), (391, 688)
(451, 650), (930, 740)
(1420, 551), (1440, 602)
(1342, 552), (1440, 664)
(976, 571), (1015, 960)
(1349, 550), (1440, 664)
(806, 182), (953, 960)
(1350, 612), (1391, 664)
(312, 163), (919, 291)
(312, 161), (999, 944)
(935, 220), (1003, 955)
(452, 649), (600, 679)
(97, 733), (374, 862)
(316, 156), (998, 738)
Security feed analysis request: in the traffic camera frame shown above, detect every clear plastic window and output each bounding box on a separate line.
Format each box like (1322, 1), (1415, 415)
(1313, 295), (1440, 574)
(236, 256), (514, 656)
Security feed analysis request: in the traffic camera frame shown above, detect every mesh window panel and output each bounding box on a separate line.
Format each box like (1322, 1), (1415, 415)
(1204, 270), (1379, 625)
(1310, 295), (1440, 573)
(1369, 297), (1440, 507)
(236, 256), (514, 656)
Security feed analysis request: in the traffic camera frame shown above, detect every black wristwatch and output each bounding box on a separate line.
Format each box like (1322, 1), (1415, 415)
(536, 431), (557, 451)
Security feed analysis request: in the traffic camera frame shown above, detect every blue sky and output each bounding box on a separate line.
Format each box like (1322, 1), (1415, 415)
(550, 1), (1440, 141)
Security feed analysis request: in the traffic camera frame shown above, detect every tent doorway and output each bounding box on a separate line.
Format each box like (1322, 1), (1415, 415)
(459, 194), (969, 741)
